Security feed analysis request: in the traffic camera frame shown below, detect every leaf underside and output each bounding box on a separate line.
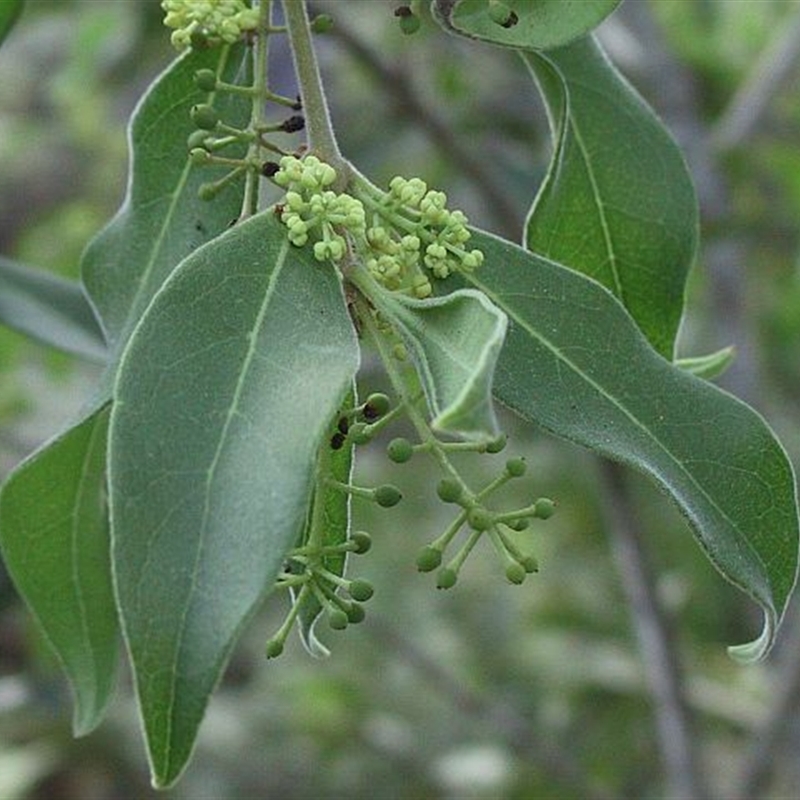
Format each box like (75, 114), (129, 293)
(457, 228), (799, 660)
(109, 213), (360, 787)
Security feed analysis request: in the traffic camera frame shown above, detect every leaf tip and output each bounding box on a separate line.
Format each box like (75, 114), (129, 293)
(727, 615), (774, 664)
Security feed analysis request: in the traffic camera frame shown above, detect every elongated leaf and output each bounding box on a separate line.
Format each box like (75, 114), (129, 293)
(0, 406), (117, 735)
(524, 37), (698, 358)
(361, 281), (506, 440)
(458, 229), (798, 660)
(0, 0), (23, 44)
(292, 390), (356, 657)
(0, 256), (106, 361)
(82, 43), (251, 389)
(109, 214), (360, 787)
(432, 0), (621, 51)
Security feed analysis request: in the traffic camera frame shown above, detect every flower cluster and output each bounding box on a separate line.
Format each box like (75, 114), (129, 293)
(272, 156), (484, 298)
(161, 0), (259, 50)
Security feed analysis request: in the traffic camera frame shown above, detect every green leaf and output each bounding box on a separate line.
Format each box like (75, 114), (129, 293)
(292, 390), (356, 658)
(0, 0), (23, 45)
(676, 346), (736, 381)
(109, 214), (360, 787)
(459, 229), (799, 661)
(82, 44), (251, 390)
(360, 279), (507, 440)
(0, 256), (106, 361)
(0, 406), (117, 735)
(524, 36), (698, 358)
(432, 0), (622, 51)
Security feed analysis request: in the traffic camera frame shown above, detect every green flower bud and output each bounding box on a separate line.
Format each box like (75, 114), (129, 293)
(362, 393), (391, 420)
(416, 545), (442, 572)
(467, 506), (493, 531)
(265, 638), (284, 659)
(399, 12), (421, 35)
(346, 602), (366, 624)
(351, 530), (372, 554)
(485, 433), (507, 454)
(488, 1), (518, 28)
(311, 13), (334, 33)
(194, 68), (218, 92)
(387, 437), (414, 463)
(375, 484), (403, 508)
(187, 129), (212, 150)
(507, 518), (530, 532)
(436, 477), (462, 504)
(436, 567), (458, 589)
(348, 579), (375, 602)
(328, 609), (349, 630)
(505, 457), (527, 478)
(520, 554), (539, 573)
(348, 422), (371, 445)
(505, 561), (527, 585)
(534, 498), (555, 520)
(190, 103), (219, 130)
(189, 147), (212, 166)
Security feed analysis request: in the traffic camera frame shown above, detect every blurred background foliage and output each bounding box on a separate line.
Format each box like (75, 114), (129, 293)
(1, 1), (800, 797)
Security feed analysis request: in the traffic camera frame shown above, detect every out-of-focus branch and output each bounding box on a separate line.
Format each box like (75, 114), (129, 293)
(366, 616), (615, 800)
(309, 3), (524, 239)
(711, 6), (800, 154)
(599, 460), (710, 799)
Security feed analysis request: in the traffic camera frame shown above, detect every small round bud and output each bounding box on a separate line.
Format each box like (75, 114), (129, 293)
(488, 1), (518, 28)
(348, 422), (371, 445)
(375, 484), (403, 508)
(534, 498), (555, 520)
(350, 530), (372, 555)
(189, 147), (212, 166)
(198, 182), (220, 201)
(520, 555), (539, 573)
(348, 579), (375, 602)
(485, 433), (507, 454)
(189, 29), (210, 50)
(507, 518), (529, 532)
(387, 437), (414, 463)
(363, 393), (391, 420)
(436, 567), (458, 590)
(505, 457), (527, 478)
(194, 69), (218, 92)
(505, 562), (527, 585)
(265, 638), (284, 659)
(190, 103), (219, 130)
(187, 129), (211, 150)
(416, 546), (442, 572)
(346, 602), (366, 624)
(328, 609), (349, 630)
(467, 506), (493, 531)
(310, 13), (334, 33)
(399, 12), (421, 34)
(436, 477), (462, 504)
(281, 114), (305, 133)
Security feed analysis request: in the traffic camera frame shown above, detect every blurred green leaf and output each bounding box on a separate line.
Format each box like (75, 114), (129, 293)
(0, 0), (23, 45)
(293, 390), (356, 658)
(458, 228), (799, 661)
(0, 256), (106, 361)
(362, 281), (507, 440)
(524, 36), (698, 358)
(109, 213), (360, 787)
(82, 43), (252, 395)
(0, 406), (117, 736)
(432, 0), (621, 51)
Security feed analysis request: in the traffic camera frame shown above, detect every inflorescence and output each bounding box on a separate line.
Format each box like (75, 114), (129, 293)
(162, 0), (259, 50)
(272, 155), (484, 298)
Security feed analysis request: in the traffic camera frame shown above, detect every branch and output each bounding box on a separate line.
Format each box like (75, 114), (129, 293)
(599, 459), (710, 799)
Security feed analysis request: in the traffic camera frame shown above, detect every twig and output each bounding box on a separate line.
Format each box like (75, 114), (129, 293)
(711, 6), (800, 154)
(310, 3), (524, 240)
(599, 459), (710, 799)
(365, 614), (615, 800)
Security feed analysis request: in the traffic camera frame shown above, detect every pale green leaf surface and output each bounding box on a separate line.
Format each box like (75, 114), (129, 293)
(432, 0), (621, 51)
(0, 256), (106, 361)
(293, 390), (356, 658)
(0, 406), (117, 735)
(676, 346), (736, 382)
(109, 214), (360, 787)
(82, 44), (251, 388)
(458, 229), (798, 660)
(524, 37), (698, 358)
(363, 282), (507, 440)
(0, 0), (23, 44)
